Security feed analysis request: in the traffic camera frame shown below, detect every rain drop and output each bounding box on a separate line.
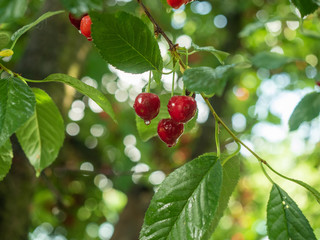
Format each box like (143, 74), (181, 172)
(144, 120), (151, 125)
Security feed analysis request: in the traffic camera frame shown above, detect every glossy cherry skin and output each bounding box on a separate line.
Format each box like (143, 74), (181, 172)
(157, 118), (184, 147)
(167, 0), (186, 9)
(316, 81), (320, 87)
(80, 15), (92, 41)
(168, 96), (197, 123)
(68, 13), (87, 30)
(134, 93), (160, 125)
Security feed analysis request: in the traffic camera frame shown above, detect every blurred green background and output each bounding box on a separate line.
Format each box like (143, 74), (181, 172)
(0, 0), (319, 239)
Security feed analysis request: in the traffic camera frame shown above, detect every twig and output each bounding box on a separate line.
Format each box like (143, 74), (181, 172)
(137, 0), (176, 51)
(41, 172), (67, 209)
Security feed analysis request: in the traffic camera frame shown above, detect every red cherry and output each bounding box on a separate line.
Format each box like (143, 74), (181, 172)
(316, 81), (320, 87)
(167, 96), (197, 123)
(157, 119), (184, 147)
(80, 15), (92, 41)
(167, 0), (186, 9)
(68, 13), (87, 30)
(134, 93), (160, 125)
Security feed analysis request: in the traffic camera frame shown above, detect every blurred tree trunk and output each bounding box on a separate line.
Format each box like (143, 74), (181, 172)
(0, 0), (88, 238)
(111, 186), (153, 240)
(0, 140), (36, 240)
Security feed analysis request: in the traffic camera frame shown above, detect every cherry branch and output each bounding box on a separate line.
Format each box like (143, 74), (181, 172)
(137, 0), (320, 201)
(136, 0), (188, 70)
(202, 95), (267, 164)
(136, 0), (176, 51)
(41, 172), (67, 209)
(0, 62), (27, 83)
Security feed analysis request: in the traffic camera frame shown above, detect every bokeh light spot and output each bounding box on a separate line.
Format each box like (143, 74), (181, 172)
(149, 171), (166, 185)
(98, 222), (114, 240)
(214, 15), (227, 29)
(66, 122), (80, 136)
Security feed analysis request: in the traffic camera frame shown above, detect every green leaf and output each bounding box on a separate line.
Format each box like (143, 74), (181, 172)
(183, 65), (233, 96)
(0, 32), (10, 49)
(16, 88), (65, 175)
(11, 10), (65, 49)
(43, 73), (117, 123)
(91, 11), (163, 74)
(291, 0), (318, 17)
(0, 0), (28, 23)
(192, 43), (230, 65)
(289, 92), (320, 131)
(251, 52), (296, 70)
(239, 21), (265, 38)
(313, 0), (320, 6)
(152, 70), (162, 85)
(140, 153), (223, 240)
(60, 0), (103, 15)
(136, 94), (197, 142)
(208, 157), (240, 239)
(0, 77), (36, 147)
(267, 184), (316, 240)
(0, 139), (13, 181)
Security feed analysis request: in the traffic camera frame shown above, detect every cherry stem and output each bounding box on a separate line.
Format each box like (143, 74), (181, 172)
(181, 48), (188, 96)
(0, 62), (14, 76)
(215, 117), (220, 158)
(182, 85), (186, 96)
(147, 71), (151, 93)
(221, 141), (240, 166)
(202, 94), (269, 163)
(185, 48), (189, 67)
(162, 70), (174, 75)
(260, 162), (275, 184)
(171, 63), (175, 97)
(0, 62), (27, 84)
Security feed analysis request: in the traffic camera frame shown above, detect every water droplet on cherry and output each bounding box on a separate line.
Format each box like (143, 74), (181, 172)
(144, 120), (151, 125)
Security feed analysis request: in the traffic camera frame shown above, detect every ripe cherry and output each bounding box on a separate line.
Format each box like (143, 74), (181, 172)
(157, 118), (184, 147)
(168, 95), (197, 123)
(68, 13), (87, 30)
(167, 0), (186, 9)
(134, 93), (160, 125)
(316, 81), (320, 87)
(80, 15), (92, 41)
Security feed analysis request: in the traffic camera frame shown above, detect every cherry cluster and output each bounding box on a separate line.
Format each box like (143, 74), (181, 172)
(68, 8), (198, 147)
(69, 13), (92, 41)
(134, 93), (197, 147)
(167, 0), (193, 9)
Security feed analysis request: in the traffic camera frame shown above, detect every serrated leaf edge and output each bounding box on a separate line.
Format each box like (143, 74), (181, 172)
(141, 155), (222, 240)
